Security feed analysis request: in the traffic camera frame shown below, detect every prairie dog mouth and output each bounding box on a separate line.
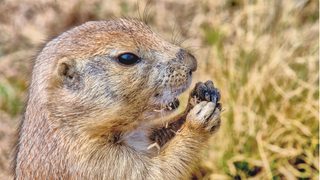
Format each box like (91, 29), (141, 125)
(164, 98), (180, 111)
(153, 86), (187, 112)
(153, 75), (192, 113)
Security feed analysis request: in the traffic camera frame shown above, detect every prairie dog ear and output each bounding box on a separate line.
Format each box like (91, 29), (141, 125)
(57, 57), (76, 78)
(51, 57), (77, 87)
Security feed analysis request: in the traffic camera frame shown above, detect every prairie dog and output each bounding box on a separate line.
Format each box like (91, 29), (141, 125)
(13, 19), (222, 179)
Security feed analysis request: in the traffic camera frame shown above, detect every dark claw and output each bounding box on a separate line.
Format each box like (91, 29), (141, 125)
(195, 82), (207, 100)
(216, 89), (221, 102)
(205, 80), (217, 103)
(190, 80), (221, 105)
(204, 81), (215, 94)
(205, 92), (210, 102)
(190, 82), (200, 97)
(216, 103), (222, 111)
(212, 96), (216, 104)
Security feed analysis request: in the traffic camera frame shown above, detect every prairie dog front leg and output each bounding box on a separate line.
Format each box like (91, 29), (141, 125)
(147, 81), (222, 179)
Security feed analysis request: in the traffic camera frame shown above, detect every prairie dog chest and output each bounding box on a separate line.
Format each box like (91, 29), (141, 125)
(121, 128), (159, 155)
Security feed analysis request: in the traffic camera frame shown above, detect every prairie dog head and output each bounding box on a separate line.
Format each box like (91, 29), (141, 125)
(35, 19), (197, 134)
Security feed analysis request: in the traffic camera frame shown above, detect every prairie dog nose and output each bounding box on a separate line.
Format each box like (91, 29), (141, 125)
(177, 49), (197, 72)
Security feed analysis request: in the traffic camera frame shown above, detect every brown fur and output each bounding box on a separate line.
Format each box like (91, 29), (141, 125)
(13, 19), (221, 180)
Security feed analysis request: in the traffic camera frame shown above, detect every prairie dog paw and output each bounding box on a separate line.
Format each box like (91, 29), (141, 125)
(186, 101), (221, 133)
(189, 81), (221, 106)
(186, 81), (222, 133)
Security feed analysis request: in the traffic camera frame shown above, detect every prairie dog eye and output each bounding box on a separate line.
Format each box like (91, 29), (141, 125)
(117, 53), (141, 66)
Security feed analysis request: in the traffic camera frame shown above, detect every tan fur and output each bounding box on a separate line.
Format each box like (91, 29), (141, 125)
(13, 19), (221, 180)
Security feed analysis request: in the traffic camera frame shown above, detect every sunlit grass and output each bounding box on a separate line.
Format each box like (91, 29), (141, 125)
(195, 1), (319, 179)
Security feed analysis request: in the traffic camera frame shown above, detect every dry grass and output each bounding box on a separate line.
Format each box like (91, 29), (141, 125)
(0, 0), (318, 179)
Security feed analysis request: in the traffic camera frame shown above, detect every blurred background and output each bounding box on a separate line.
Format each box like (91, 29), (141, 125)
(0, 0), (318, 179)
